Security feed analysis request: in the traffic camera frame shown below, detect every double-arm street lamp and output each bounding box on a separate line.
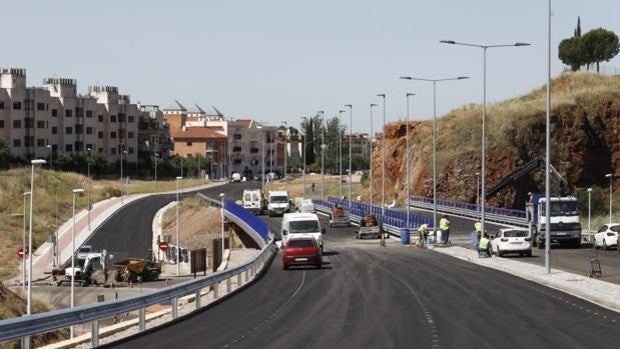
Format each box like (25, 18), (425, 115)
(405, 93), (415, 230)
(369, 103), (378, 213)
(338, 110), (346, 198)
(282, 121), (288, 191)
(439, 39), (529, 253)
(376, 94), (386, 214)
(399, 76), (469, 232)
(345, 104), (353, 209)
(300, 117), (307, 199)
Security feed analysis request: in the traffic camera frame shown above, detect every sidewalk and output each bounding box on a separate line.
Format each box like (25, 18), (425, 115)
(432, 245), (620, 313)
(16, 181), (225, 285)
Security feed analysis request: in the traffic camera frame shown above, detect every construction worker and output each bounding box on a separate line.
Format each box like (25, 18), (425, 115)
(417, 224), (429, 248)
(439, 215), (451, 245)
(471, 219), (482, 250)
(478, 233), (491, 258)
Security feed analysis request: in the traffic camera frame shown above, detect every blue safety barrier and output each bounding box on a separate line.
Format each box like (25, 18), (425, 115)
(224, 199), (270, 245)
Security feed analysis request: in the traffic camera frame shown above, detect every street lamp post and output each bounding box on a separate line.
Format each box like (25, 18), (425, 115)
(405, 93), (415, 230)
(475, 172), (480, 208)
(120, 146), (127, 205)
(282, 121), (288, 191)
(606, 173), (613, 224)
(22, 192), (30, 290)
(440, 39), (529, 252)
(27, 159), (46, 318)
(399, 76), (469, 232)
(70, 188), (84, 338)
(154, 153), (159, 192)
(175, 176), (182, 276)
(338, 110), (346, 198)
(321, 131), (326, 201)
(345, 105), (353, 209)
(87, 148), (92, 232)
(587, 188), (593, 231)
(46, 144), (53, 170)
(369, 103), (378, 213)
(377, 94), (386, 214)
(261, 129), (266, 193)
(219, 193), (225, 260)
(301, 117), (307, 199)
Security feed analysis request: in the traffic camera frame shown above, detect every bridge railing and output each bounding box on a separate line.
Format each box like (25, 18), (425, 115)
(0, 197), (277, 348)
(407, 196), (528, 227)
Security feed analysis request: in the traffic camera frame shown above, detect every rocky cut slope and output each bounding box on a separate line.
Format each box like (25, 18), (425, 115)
(371, 72), (620, 210)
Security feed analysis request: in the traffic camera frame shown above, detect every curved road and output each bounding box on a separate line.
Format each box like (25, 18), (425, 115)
(104, 213), (620, 349)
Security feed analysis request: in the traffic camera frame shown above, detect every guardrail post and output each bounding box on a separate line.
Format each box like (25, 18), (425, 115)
(195, 289), (201, 309)
(91, 319), (100, 347)
(214, 282), (219, 299)
(237, 273), (242, 286)
(227, 278), (232, 293)
(23, 336), (30, 349)
(138, 307), (145, 332)
(172, 297), (178, 319)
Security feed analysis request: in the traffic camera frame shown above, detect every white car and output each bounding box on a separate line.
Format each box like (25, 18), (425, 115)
(490, 228), (532, 257)
(593, 223), (620, 250)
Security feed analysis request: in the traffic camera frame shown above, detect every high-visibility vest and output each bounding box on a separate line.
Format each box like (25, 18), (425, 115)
(478, 237), (490, 250)
(475, 221), (482, 232)
(418, 224), (428, 234)
(439, 218), (450, 230)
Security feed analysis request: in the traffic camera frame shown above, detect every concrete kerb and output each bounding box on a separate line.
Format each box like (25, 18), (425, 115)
(434, 246), (620, 314)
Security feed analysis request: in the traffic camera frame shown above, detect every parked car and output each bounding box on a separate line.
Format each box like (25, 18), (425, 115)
(282, 237), (322, 270)
(490, 228), (532, 257)
(593, 223), (620, 250)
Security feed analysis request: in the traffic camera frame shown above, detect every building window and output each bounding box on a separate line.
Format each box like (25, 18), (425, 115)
(37, 120), (45, 129)
(110, 148), (117, 155)
(86, 110), (93, 118)
(13, 120), (21, 128)
(98, 148), (103, 153)
(65, 109), (72, 117)
(52, 126), (57, 135)
(52, 109), (58, 117)
(98, 115), (103, 122)
(13, 139), (21, 147)
(65, 144), (73, 152)
(186, 141), (193, 146)
(110, 115), (117, 123)
(37, 103), (45, 111)
(118, 114), (125, 123)
(75, 107), (83, 117)
(37, 139), (45, 147)
(128, 115), (134, 123)
(24, 100), (33, 110)
(24, 136), (33, 147)
(75, 125), (83, 134)
(233, 134), (242, 140)
(65, 127), (73, 134)
(86, 127), (93, 135)
(110, 131), (117, 139)
(13, 102), (21, 110)
(0, 120), (3, 128)
(86, 144), (93, 151)
(74, 141), (83, 151)
(24, 118), (33, 129)
(98, 131), (104, 139)
(0, 101), (5, 109)
(128, 147), (134, 154)
(128, 132), (134, 139)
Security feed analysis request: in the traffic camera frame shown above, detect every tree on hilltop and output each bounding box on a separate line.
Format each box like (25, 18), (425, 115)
(581, 28), (619, 72)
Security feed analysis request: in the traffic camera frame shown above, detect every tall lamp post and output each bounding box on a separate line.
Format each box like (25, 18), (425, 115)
(301, 117), (307, 199)
(27, 159), (46, 318)
(282, 121), (288, 191)
(405, 93), (415, 230)
(120, 145), (126, 205)
(22, 192), (30, 290)
(70, 188), (84, 338)
(475, 172), (480, 208)
(440, 38), (529, 251)
(369, 103), (378, 213)
(338, 110), (346, 198)
(86, 148), (92, 231)
(345, 104), (353, 209)
(587, 188), (593, 231)
(376, 94), (386, 214)
(606, 173), (613, 224)
(399, 76), (469, 231)
(46, 144), (53, 170)
(154, 153), (159, 192)
(175, 176), (182, 276)
(219, 193), (225, 261)
(320, 131), (326, 200)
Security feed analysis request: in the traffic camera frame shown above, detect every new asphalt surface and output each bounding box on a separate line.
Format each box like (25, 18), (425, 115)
(104, 208), (620, 349)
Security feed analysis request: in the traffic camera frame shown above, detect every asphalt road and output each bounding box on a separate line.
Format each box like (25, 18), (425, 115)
(106, 213), (620, 349)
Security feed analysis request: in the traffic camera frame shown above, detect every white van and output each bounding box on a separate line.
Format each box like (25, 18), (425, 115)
(231, 173), (241, 182)
(268, 190), (290, 216)
(281, 212), (326, 252)
(243, 189), (264, 214)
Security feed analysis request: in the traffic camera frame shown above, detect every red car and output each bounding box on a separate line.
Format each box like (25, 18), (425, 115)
(282, 237), (322, 269)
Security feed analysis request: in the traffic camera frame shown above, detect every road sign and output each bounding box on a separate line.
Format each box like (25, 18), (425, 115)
(159, 241), (169, 252)
(17, 247), (24, 259)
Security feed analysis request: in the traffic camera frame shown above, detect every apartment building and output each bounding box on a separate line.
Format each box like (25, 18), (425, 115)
(0, 68), (139, 164)
(349, 133), (370, 159)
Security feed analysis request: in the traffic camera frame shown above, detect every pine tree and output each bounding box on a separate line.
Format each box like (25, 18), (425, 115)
(574, 16), (582, 37)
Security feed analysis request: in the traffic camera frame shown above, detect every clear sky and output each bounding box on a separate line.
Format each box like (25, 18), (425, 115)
(2, 0), (619, 132)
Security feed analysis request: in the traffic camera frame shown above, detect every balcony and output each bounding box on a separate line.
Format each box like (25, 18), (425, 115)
(250, 148), (259, 154)
(232, 146), (242, 152)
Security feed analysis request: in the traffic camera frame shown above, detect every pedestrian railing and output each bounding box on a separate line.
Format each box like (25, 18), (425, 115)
(313, 198), (433, 237)
(0, 197), (277, 348)
(407, 196), (528, 227)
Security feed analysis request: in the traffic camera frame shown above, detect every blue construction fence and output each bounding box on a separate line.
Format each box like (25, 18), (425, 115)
(408, 196), (526, 219)
(314, 197), (433, 230)
(223, 199), (270, 243)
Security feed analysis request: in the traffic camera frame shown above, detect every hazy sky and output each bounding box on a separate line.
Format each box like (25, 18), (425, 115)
(2, 0), (619, 132)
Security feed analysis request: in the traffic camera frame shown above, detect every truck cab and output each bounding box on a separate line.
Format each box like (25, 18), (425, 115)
(527, 195), (582, 248)
(268, 190), (291, 217)
(281, 212), (326, 252)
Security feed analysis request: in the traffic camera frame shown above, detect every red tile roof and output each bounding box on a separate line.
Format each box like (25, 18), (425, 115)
(171, 127), (226, 140)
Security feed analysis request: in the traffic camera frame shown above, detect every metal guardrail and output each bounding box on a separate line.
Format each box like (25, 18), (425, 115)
(407, 196), (528, 227)
(0, 197), (277, 347)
